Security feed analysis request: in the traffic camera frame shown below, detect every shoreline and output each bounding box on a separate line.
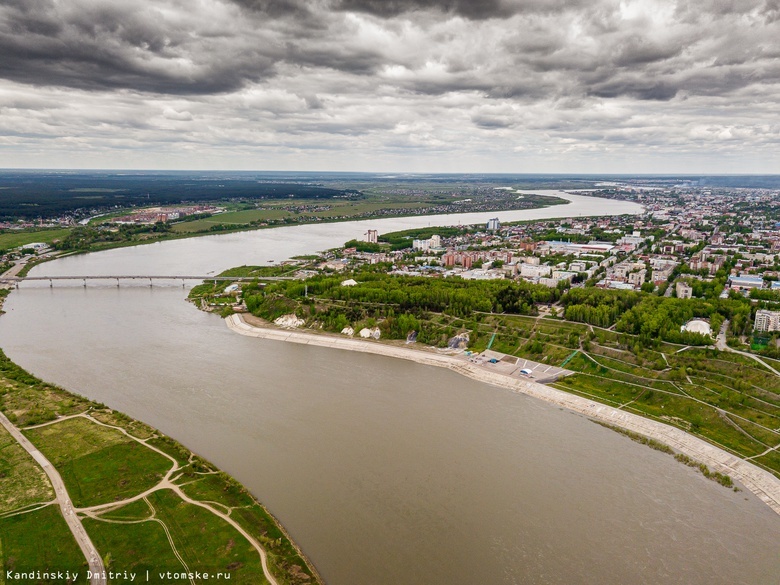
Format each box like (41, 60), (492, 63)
(226, 313), (780, 516)
(17, 191), (574, 263)
(16, 190), (642, 279)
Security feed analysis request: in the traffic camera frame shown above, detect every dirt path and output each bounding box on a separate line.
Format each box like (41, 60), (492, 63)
(73, 413), (280, 585)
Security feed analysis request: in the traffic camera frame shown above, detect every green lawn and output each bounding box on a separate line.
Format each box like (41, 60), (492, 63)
(83, 502), (187, 581)
(149, 489), (269, 584)
(0, 426), (53, 514)
(0, 505), (87, 583)
(57, 442), (171, 508)
(25, 419), (172, 508)
(24, 418), (125, 462)
(177, 472), (319, 583)
(98, 498), (154, 522)
(0, 229), (71, 251)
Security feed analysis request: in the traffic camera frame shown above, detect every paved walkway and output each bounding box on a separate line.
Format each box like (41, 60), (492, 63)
(228, 313), (780, 516)
(0, 411), (106, 584)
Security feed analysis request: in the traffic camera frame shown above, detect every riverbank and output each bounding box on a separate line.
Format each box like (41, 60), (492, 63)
(226, 313), (780, 516)
(0, 292), (323, 584)
(32, 191), (571, 259)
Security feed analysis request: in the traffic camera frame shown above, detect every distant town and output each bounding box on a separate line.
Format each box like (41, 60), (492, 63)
(267, 186), (780, 340)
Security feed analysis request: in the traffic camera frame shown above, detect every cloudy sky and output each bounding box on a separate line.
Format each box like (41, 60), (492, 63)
(1, 0), (778, 173)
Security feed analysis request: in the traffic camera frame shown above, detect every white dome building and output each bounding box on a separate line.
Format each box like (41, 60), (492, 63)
(680, 319), (712, 336)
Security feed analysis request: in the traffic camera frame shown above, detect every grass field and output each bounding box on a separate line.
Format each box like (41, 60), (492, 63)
(177, 472), (318, 583)
(83, 499), (191, 581)
(171, 199), (431, 233)
(24, 418), (126, 462)
(0, 228), (71, 251)
(150, 489), (268, 584)
(25, 419), (172, 507)
(0, 426), (53, 514)
(0, 505), (87, 582)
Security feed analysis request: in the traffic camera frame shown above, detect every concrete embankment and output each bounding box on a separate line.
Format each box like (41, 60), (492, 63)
(226, 313), (780, 516)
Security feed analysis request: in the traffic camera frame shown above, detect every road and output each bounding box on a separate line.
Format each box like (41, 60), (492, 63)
(0, 411), (106, 584)
(715, 319), (780, 376)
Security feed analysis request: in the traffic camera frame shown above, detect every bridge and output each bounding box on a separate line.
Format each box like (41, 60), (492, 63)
(0, 275), (295, 288)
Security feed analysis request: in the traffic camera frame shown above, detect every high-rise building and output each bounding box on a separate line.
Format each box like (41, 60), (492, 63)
(754, 309), (780, 332)
(486, 218), (501, 231)
(365, 229), (378, 244)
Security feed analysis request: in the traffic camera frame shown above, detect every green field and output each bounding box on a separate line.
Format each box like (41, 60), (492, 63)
(83, 498), (196, 582)
(25, 419), (172, 507)
(0, 426), (54, 514)
(171, 199), (432, 234)
(0, 229), (71, 251)
(152, 489), (268, 584)
(0, 350), (91, 427)
(176, 472), (317, 583)
(24, 418), (126, 461)
(0, 505), (88, 582)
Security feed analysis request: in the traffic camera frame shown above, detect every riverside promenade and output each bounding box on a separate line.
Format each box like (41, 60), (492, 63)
(227, 313), (780, 516)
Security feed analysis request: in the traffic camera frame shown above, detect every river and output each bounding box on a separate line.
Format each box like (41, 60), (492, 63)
(1, 193), (778, 584)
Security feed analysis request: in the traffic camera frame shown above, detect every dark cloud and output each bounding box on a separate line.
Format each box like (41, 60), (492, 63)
(0, 0), (779, 172)
(589, 79), (679, 101)
(229, 0), (313, 18)
(333, 0), (514, 19)
(0, 0), (282, 94)
(332, 0), (594, 19)
(471, 114), (515, 128)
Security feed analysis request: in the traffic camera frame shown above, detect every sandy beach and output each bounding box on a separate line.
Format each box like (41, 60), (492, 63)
(227, 313), (780, 516)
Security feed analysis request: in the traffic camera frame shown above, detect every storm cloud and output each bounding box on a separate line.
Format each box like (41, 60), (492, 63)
(0, 0), (777, 171)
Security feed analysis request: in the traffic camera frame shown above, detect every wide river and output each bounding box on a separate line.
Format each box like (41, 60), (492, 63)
(1, 193), (779, 584)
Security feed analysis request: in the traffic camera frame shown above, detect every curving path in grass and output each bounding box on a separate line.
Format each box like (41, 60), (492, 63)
(73, 413), (281, 585)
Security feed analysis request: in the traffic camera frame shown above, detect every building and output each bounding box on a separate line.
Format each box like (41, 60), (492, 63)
(520, 264), (551, 278)
(628, 269), (646, 287)
(365, 229), (378, 244)
(676, 282), (693, 299)
(729, 275), (764, 291)
(754, 310), (780, 332)
(486, 218), (501, 231)
(412, 234), (442, 251)
(681, 319), (712, 336)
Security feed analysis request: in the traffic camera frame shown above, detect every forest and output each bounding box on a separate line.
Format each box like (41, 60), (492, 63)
(0, 171), (360, 220)
(241, 272), (562, 345)
(560, 287), (752, 346)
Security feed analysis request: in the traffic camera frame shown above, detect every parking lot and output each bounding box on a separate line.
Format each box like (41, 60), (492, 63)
(461, 349), (572, 383)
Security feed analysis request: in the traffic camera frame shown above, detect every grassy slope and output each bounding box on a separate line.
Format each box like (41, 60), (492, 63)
(0, 505), (88, 582)
(24, 419), (171, 508)
(0, 426), (54, 514)
(0, 229), (71, 250)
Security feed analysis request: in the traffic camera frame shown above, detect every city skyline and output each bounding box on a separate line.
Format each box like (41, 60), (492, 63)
(1, 0), (778, 173)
